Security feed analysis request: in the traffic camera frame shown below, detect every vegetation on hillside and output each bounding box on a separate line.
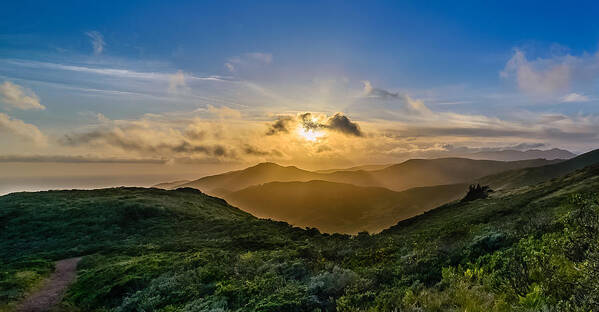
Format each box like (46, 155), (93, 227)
(2, 161), (599, 311)
(461, 184), (492, 202)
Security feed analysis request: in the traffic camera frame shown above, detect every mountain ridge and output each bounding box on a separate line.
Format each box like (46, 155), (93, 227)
(168, 157), (561, 194)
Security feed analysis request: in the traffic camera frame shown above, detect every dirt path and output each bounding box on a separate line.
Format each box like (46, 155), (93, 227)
(17, 257), (82, 312)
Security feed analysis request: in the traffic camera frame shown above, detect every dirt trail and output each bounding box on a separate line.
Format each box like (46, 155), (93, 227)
(17, 257), (82, 312)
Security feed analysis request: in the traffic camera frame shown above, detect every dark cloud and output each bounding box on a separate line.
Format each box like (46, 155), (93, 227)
(363, 81), (398, 99)
(297, 112), (363, 137)
(367, 87), (398, 99)
(184, 128), (206, 140)
(266, 116), (294, 135)
(170, 141), (231, 157)
(299, 113), (319, 130)
(60, 129), (233, 157)
(326, 113), (362, 137)
(243, 145), (270, 156)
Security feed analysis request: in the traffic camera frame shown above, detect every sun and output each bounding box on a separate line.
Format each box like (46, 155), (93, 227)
(297, 126), (325, 142)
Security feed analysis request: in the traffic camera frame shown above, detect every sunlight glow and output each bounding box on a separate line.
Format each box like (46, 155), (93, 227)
(297, 126), (325, 142)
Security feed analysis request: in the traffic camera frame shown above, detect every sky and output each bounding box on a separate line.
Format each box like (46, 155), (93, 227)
(1, 1), (599, 192)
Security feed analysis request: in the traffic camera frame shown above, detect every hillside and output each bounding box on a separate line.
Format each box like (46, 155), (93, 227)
(364, 157), (562, 191)
(314, 164), (392, 174)
(152, 180), (191, 189)
(176, 162), (323, 194)
(3, 149), (599, 311)
(227, 180), (468, 233)
(174, 158), (560, 195)
(479, 148), (599, 190)
(3, 163), (599, 311)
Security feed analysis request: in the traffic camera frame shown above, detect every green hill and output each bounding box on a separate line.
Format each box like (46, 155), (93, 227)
(227, 180), (468, 234)
(479, 148), (599, 190)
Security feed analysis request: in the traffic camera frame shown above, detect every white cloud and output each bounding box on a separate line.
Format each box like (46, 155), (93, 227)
(245, 52), (273, 64)
(0, 81), (45, 110)
(0, 113), (47, 145)
(225, 62), (235, 72)
(207, 105), (242, 119)
(224, 52), (273, 72)
(5, 59), (231, 82)
(560, 93), (590, 103)
(501, 49), (571, 96)
(86, 31), (105, 55)
(168, 70), (188, 93)
(501, 48), (599, 98)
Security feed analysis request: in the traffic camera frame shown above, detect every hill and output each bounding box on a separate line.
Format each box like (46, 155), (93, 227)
(227, 180), (468, 233)
(176, 162), (323, 194)
(3, 161), (599, 310)
(479, 148), (599, 190)
(361, 157), (562, 191)
(314, 164), (392, 174)
(175, 158), (560, 194)
(152, 180), (190, 189)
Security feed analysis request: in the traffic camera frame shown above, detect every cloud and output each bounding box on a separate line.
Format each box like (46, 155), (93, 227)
(358, 81), (431, 115)
(85, 31), (105, 55)
(501, 48), (599, 97)
(59, 119), (236, 159)
(168, 70), (188, 93)
(325, 113), (363, 137)
(245, 52), (273, 64)
(225, 52), (273, 72)
(0, 81), (45, 110)
(0, 155), (166, 163)
(5, 60), (231, 82)
(0, 113), (47, 145)
(266, 115), (294, 135)
(225, 62), (235, 72)
(362, 80), (398, 99)
(268, 112), (363, 137)
(501, 49), (570, 95)
(60, 127), (234, 157)
(560, 92), (590, 102)
(243, 145), (270, 156)
(207, 105), (242, 119)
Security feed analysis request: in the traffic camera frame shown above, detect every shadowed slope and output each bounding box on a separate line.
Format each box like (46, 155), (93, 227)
(227, 180), (468, 233)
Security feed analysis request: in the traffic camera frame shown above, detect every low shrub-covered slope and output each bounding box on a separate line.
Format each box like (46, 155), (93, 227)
(2, 165), (599, 311)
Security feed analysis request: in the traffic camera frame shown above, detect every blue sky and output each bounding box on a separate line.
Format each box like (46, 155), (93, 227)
(1, 0), (599, 177)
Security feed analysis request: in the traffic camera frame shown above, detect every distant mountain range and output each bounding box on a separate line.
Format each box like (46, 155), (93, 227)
(466, 148), (576, 161)
(169, 158), (561, 194)
(154, 156), (571, 233)
(310, 148), (576, 172)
